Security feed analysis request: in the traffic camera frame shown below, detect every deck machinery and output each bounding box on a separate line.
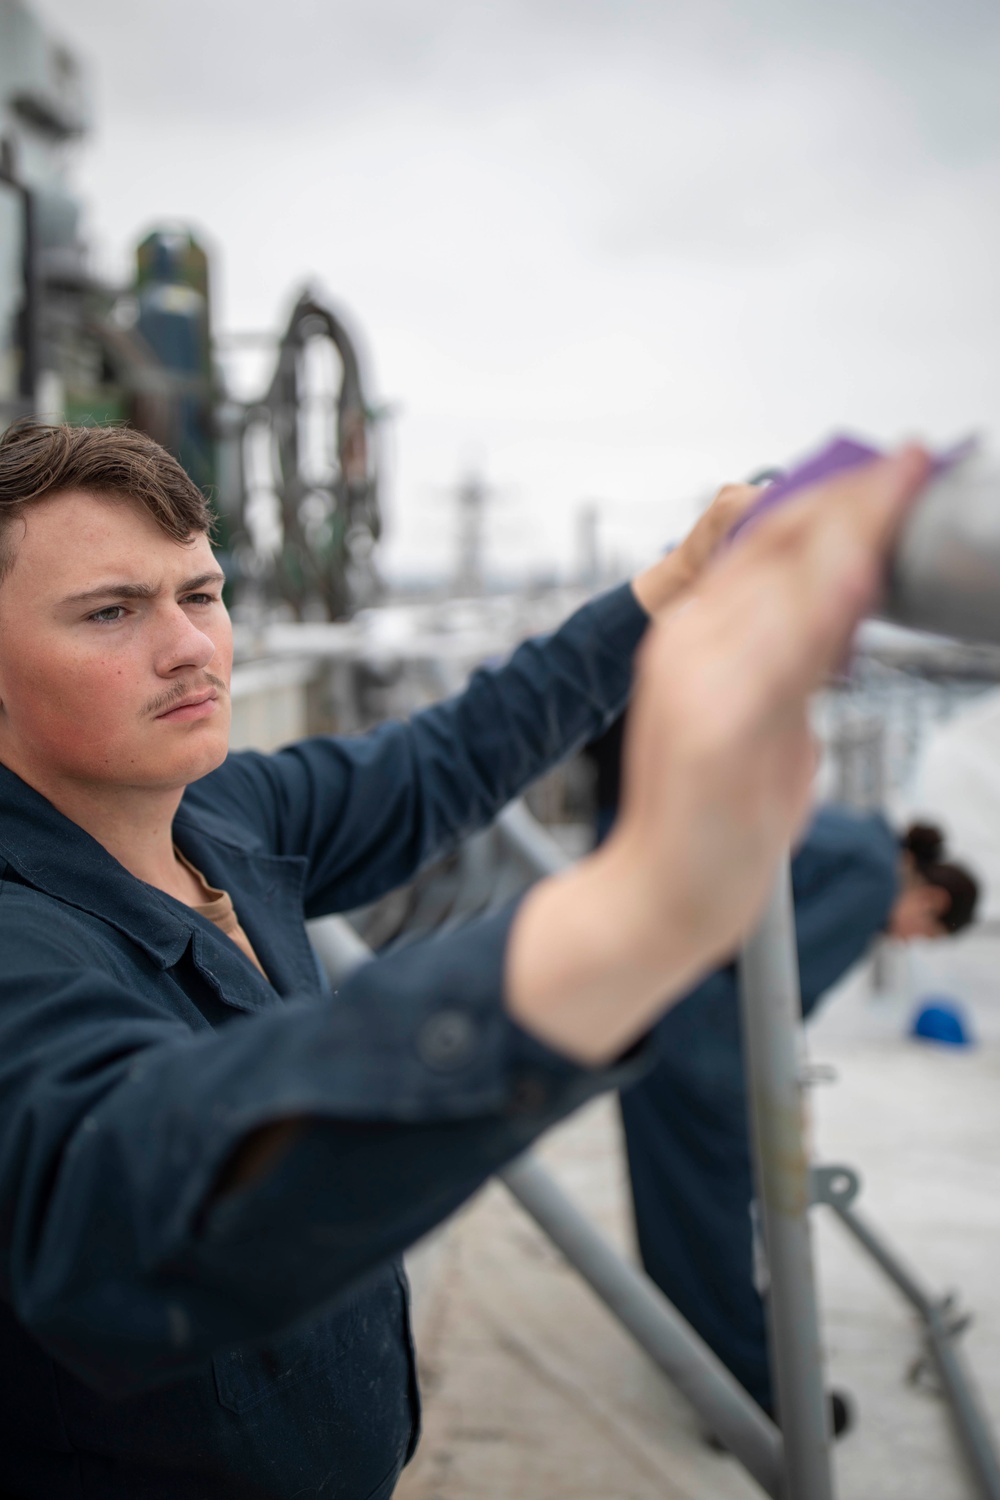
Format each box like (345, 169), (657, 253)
(0, 0), (382, 621)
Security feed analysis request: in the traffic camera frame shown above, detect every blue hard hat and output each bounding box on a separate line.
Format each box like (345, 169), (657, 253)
(910, 998), (974, 1048)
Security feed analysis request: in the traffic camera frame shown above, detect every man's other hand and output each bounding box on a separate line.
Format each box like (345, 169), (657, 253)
(631, 482), (760, 617)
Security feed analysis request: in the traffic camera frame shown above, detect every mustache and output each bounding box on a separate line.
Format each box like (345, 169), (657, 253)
(143, 673), (229, 718)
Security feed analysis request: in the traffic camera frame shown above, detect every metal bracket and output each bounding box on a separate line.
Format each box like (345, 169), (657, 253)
(810, 1160), (1000, 1498)
(810, 1163), (861, 1211)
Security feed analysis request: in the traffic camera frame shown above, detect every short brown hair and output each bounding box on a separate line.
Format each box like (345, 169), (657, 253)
(0, 421), (214, 582)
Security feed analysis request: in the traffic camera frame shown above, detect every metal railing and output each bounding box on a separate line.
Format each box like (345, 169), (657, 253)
(309, 799), (1000, 1499)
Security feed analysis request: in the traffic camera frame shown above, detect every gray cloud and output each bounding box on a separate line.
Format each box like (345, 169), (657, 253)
(30, 0), (1000, 576)
(37, 0), (1000, 154)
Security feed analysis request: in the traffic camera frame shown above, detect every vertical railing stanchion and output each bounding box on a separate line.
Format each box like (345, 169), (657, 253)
(739, 860), (836, 1500)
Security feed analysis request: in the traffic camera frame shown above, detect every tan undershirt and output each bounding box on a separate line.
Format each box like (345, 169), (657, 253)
(174, 848), (269, 980)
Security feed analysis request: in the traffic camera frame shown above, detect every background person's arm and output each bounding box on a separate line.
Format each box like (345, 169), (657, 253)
(791, 806), (901, 1013)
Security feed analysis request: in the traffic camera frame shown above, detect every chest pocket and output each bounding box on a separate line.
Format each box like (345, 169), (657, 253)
(213, 1295), (364, 1416)
(210, 1265), (417, 1498)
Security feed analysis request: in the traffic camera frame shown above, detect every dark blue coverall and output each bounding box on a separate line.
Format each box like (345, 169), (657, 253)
(0, 583), (648, 1500)
(619, 806), (899, 1414)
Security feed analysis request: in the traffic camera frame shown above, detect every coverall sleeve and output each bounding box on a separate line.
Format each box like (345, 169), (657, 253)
(0, 898), (641, 1399)
(791, 806), (900, 1014)
(193, 582), (648, 915)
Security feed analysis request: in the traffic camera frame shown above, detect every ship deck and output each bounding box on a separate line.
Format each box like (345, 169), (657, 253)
(396, 936), (1000, 1500)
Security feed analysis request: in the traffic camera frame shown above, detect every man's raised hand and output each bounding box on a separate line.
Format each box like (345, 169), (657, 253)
(631, 482), (760, 617)
(507, 446), (930, 1064)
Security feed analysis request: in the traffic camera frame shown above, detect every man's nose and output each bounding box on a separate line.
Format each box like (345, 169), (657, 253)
(153, 603), (217, 676)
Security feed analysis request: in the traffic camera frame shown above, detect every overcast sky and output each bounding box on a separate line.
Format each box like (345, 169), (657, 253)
(35, 0), (1000, 580)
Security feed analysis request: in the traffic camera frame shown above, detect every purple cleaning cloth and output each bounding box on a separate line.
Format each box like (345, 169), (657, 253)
(731, 433), (977, 539)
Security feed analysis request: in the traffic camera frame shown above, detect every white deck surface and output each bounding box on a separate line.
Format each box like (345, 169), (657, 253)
(396, 938), (1000, 1500)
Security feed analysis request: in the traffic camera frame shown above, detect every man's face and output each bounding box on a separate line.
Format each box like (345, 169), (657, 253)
(0, 489), (232, 796)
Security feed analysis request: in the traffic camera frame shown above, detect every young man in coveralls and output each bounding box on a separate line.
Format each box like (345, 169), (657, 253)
(0, 421), (927, 1498)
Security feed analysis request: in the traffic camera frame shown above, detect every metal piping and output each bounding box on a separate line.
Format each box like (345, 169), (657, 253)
(501, 1153), (783, 1497)
(886, 451), (1000, 647)
(814, 1166), (1000, 1500)
(0, 161), (39, 412)
(317, 803), (1000, 1500)
(739, 864), (836, 1500)
(309, 898), (786, 1493)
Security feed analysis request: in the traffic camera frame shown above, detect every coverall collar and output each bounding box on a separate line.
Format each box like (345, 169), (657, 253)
(0, 759), (205, 970)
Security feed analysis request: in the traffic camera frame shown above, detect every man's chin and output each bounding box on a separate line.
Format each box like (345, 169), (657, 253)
(140, 731), (231, 791)
(172, 735), (231, 787)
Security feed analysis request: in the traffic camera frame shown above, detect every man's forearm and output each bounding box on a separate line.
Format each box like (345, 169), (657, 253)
(505, 841), (707, 1065)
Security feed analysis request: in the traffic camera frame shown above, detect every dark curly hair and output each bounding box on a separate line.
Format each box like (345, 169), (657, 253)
(902, 822), (979, 934)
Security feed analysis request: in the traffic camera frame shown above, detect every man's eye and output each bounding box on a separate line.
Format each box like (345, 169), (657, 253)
(183, 593), (216, 606)
(88, 605), (127, 623)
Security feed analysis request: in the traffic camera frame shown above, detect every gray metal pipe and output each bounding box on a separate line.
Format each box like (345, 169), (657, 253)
(739, 863), (836, 1500)
(922, 1301), (1000, 1500)
(501, 1153), (783, 1497)
(885, 450), (1000, 646)
(495, 798), (574, 877)
(812, 1166), (935, 1317)
(310, 888), (787, 1493)
(307, 912), (372, 981)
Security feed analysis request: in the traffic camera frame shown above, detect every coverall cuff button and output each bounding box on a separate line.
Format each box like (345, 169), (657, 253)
(416, 1009), (477, 1070)
(508, 1075), (549, 1114)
